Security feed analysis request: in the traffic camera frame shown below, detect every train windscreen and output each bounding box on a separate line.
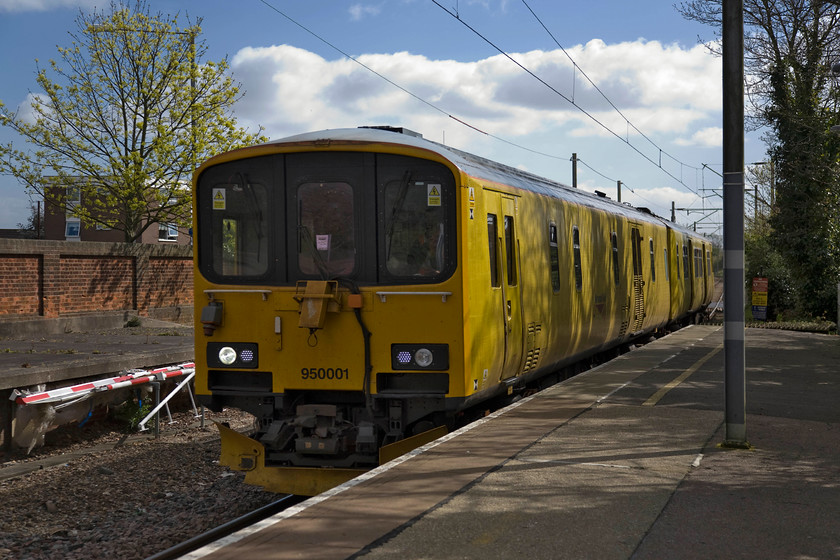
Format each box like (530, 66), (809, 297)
(196, 151), (456, 285)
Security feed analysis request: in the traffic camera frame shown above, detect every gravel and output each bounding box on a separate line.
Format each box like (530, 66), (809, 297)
(0, 408), (280, 560)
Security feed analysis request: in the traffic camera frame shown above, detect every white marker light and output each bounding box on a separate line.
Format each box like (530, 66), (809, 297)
(414, 348), (433, 368)
(219, 346), (237, 365)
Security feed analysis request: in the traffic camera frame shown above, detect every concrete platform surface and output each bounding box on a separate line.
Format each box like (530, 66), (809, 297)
(0, 315), (194, 391)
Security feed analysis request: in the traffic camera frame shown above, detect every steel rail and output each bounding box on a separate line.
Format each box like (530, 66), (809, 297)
(144, 494), (305, 560)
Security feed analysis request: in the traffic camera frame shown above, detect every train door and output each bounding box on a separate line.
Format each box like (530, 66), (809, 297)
(686, 240), (695, 309)
(630, 226), (645, 333)
(487, 192), (524, 380)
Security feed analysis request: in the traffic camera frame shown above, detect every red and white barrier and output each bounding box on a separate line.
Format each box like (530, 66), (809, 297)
(11, 362), (196, 406)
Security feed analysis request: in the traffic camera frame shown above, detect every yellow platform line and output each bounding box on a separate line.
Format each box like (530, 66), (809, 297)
(642, 343), (724, 407)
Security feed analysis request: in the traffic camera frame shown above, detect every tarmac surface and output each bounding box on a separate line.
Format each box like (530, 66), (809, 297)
(185, 324), (840, 560)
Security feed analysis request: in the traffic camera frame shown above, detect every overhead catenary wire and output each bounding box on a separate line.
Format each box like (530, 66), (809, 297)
(432, 0), (702, 199)
(576, 157), (663, 210)
(257, 0), (705, 213)
(256, 0), (567, 163)
(521, 0), (697, 177)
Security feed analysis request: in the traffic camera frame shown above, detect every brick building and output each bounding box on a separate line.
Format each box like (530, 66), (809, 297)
(43, 182), (191, 245)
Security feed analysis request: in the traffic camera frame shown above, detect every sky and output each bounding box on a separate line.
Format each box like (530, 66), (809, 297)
(0, 0), (767, 233)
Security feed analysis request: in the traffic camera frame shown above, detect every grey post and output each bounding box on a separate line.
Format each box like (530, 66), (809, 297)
(722, 0), (747, 445)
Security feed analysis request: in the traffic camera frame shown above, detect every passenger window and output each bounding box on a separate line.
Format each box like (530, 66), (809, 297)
(298, 182), (355, 277)
(682, 245), (689, 279)
(549, 223), (561, 292)
(649, 238), (656, 282)
(572, 226), (582, 291)
(675, 243), (680, 279)
(664, 248), (669, 281)
(504, 215), (516, 286)
(488, 214), (499, 287)
(611, 232), (620, 286)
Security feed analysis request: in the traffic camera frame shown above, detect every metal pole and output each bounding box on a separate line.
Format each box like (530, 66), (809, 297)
(722, 0), (747, 446)
(617, 180), (622, 203)
(671, 201), (676, 222)
(571, 153), (578, 188)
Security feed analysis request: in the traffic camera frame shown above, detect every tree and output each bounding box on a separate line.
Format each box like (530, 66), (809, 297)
(0, 1), (266, 242)
(16, 201), (44, 239)
(678, 0), (840, 317)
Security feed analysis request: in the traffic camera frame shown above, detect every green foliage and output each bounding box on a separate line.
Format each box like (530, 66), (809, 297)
(679, 0), (840, 319)
(0, 0), (267, 242)
(112, 397), (152, 430)
(745, 224), (795, 319)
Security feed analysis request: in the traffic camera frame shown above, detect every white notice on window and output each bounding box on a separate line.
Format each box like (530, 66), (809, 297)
(316, 234), (330, 251)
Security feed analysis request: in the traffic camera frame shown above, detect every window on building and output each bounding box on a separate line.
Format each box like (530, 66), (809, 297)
(65, 186), (81, 217)
(158, 223), (179, 241)
(65, 218), (81, 240)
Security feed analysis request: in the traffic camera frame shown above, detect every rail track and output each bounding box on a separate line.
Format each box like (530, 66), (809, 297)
(145, 495), (305, 560)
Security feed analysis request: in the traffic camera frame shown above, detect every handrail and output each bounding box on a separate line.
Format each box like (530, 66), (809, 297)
(375, 291), (453, 303)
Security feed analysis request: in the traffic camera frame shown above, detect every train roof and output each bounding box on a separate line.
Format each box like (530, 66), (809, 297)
(267, 127), (702, 238)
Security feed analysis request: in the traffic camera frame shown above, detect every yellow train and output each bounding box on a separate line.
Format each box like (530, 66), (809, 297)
(192, 127), (713, 495)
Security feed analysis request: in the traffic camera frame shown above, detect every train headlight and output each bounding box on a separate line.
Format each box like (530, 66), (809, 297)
(206, 342), (259, 368)
(414, 348), (434, 368)
(218, 346), (237, 365)
(391, 344), (448, 370)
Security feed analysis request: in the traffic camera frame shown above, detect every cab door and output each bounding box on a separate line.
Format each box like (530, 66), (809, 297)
(487, 192), (524, 380)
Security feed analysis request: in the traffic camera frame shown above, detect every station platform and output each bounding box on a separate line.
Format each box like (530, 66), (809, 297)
(186, 325), (840, 560)
(0, 315), (194, 392)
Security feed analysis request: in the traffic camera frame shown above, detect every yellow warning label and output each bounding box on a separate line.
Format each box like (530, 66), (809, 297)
(427, 184), (441, 206)
(212, 188), (226, 210)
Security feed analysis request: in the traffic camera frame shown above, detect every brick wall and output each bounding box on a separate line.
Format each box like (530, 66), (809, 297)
(0, 255), (41, 315)
(0, 239), (192, 319)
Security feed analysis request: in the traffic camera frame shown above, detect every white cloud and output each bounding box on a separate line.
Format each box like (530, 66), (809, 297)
(0, 0), (96, 12)
(675, 126), (722, 148)
(348, 3), (382, 21)
(230, 39), (721, 145)
(226, 39), (726, 224)
(13, 93), (48, 125)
